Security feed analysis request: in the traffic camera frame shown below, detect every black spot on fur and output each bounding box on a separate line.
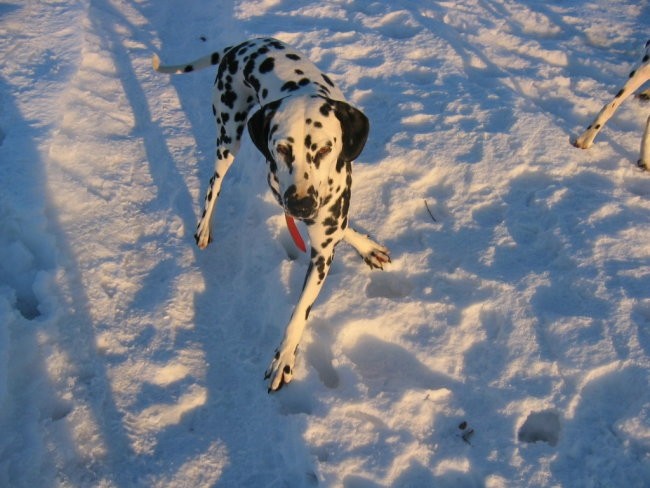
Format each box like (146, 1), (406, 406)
(221, 90), (237, 109)
(267, 39), (286, 50)
(211, 52), (220, 65)
(227, 57), (239, 75)
(615, 89), (624, 98)
(248, 74), (261, 92)
(299, 78), (311, 86)
(259, 57), (275, 73)
(286, 53), (300, 60)
(184, 65), (194, 73)
(322, 73), (335, 87)
(320, 103), (332, 117)
(312, 254), (327, 282)
(281, 81), (300, 92)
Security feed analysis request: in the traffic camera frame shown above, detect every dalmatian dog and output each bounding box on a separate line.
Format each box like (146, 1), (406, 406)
(153, 38), (390, 392)
(572, 40), (650, 169)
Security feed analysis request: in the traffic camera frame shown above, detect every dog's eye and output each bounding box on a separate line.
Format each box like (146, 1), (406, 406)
(317, 146), (332, 157)
(277, 144), (290, 156)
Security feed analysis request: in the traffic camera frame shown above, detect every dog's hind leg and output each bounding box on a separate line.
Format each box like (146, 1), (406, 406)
(195, 148), (236, 249)
(195, 94), (256, 249)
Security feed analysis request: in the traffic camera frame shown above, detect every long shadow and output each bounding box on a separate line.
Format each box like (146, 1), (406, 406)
(0, 69), (136, 485)
(83, 0), (224, 481)
(87, 0), (322, 485)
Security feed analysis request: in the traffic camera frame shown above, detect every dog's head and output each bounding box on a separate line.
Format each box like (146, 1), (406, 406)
(248, 96), (369, 220)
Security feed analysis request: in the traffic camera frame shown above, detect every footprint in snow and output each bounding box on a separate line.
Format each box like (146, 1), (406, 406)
(518, 410), (561, 446)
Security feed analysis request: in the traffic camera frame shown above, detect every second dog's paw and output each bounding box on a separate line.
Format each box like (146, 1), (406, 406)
(571, 135), (591, 149)
(195, 222), (212, 249)
(265, 347), (297, 392)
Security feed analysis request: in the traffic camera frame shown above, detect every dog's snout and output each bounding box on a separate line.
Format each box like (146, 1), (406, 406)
(284, 186), (318, 218)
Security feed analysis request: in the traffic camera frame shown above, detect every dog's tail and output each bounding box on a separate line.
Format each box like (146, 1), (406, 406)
(152, 49), (227, 74)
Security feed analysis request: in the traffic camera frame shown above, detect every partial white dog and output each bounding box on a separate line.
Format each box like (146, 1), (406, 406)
(572, 40), (650, 169)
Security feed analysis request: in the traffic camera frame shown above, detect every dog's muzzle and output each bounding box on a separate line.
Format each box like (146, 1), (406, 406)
(284, 185), (318, 219)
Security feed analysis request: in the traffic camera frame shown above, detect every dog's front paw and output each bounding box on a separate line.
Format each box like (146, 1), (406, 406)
(356, 239), (391, 270)
(363, 244), (391, 270)
(345, 229), (391, 270)
(265, 347), (297, 392)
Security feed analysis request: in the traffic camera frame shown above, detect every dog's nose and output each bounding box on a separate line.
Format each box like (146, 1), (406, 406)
(284, 186), (317, 219)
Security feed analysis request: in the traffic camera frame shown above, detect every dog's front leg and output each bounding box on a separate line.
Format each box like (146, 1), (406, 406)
(266, 233), (336, 392)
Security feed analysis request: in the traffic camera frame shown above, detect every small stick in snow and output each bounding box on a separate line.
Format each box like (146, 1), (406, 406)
(424, 200), (437, 222)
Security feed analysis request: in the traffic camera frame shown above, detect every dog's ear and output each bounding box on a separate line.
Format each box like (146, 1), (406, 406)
(332, 100), (370, 162)
(247, 104), (276, 161)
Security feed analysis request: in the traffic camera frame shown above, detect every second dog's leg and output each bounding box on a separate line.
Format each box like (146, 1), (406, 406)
(573, 46), (650, 149)
(640, 115), (650, 170)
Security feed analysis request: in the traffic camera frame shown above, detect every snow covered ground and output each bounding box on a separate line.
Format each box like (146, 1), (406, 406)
(1, 0), (649, 486)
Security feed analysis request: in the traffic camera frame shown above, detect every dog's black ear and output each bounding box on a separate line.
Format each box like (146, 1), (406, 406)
(332, 100), (369, 162)
(247, 104), (276, 161)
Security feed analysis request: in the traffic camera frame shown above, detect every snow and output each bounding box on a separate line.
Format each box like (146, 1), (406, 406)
(0, 0), (649, 486)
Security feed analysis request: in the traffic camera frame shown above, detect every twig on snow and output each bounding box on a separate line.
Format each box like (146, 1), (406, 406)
(424, 200), (437, 222)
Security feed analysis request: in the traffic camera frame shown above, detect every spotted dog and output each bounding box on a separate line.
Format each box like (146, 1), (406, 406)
(153, 38), (390, 391)
(572, 40), (650, 169)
